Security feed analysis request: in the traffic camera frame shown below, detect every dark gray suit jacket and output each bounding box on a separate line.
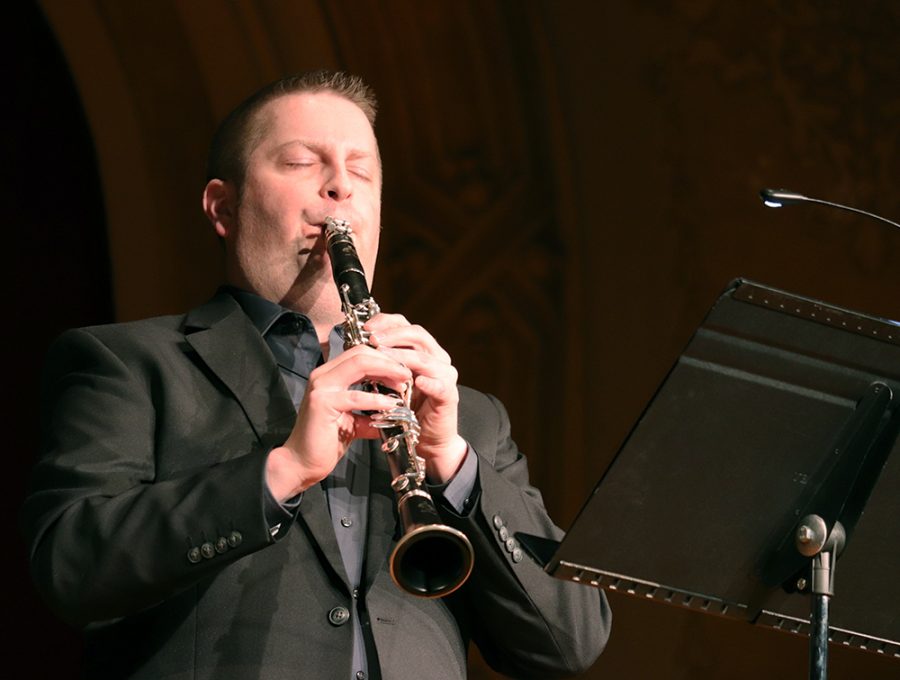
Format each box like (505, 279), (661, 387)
(22, 292), (610, 679)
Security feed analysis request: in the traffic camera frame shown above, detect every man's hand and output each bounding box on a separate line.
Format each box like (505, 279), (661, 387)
(265, 344), (412, 502)
(365, 313), (467, 484)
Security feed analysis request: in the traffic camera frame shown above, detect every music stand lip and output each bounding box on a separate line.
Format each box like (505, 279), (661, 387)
(543, 559), (900, 657)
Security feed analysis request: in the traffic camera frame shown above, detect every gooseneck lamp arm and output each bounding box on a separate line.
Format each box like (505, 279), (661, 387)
(759, 188), (900, 231)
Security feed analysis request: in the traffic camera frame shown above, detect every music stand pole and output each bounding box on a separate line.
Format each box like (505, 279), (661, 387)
(797, 517), (846, 680)
(810, 592), (829, 680)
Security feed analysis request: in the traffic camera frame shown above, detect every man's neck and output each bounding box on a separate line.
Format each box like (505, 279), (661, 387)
(277, 287), (344, 353)
(307, 307), (343, 356)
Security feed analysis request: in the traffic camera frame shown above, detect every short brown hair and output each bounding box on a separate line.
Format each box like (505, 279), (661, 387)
(206, 70), (378, 188)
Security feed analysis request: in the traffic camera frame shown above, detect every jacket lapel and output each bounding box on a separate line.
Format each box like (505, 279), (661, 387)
(184, 294), (295, 448)
(183, 293), (349, 587)
(297, 482), (352, 589)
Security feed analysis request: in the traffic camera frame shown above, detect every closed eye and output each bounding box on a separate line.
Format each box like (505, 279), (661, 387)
(349, 166), (372, 181)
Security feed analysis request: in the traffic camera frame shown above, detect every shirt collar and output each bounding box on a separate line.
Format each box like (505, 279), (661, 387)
(222, 285), (297, 335)
(222, 285), (345, 350)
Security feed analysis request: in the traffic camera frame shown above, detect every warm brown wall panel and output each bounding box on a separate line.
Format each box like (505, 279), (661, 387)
(22, 1), (900, 678)
(547, 1), (900, 486)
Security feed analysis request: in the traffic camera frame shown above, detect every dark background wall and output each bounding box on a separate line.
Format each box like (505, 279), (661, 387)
(9, 1), (900, 678)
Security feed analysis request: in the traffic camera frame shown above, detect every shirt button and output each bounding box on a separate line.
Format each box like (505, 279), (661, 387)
(340, 516), (353, 528)
(352, 588), (360, 599)
(356, 672), (367, 680)
(328, 606), (350, 626)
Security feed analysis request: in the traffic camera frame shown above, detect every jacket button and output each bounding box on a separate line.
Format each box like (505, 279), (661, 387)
(200, 542), (216, 559)
(227, 530), (243, 548)
(498, 526), (509, 541)
(512, 547), (524, 563)
(492, 514), (504, 529)
(328, 606), (350, 626)
(187, 547), (202, 564)
(505, 537), (517, 553)
(215, 537), (229, 554)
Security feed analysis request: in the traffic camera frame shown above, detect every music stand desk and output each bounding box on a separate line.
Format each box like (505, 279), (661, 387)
(535, 279), (900, 670)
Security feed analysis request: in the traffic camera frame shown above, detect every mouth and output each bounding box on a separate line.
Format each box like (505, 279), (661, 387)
(299, 214), (352, 260)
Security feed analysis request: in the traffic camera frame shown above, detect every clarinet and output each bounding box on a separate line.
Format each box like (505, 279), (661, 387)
(324, 217), (474, 598)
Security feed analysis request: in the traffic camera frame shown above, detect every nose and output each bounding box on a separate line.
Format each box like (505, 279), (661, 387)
(321, 164), (352, 201)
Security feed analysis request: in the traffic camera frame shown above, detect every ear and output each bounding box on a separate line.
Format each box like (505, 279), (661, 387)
(202, 179), (237, 238)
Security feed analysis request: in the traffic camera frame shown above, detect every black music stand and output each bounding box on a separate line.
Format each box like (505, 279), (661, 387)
(522, 279), (900, 679)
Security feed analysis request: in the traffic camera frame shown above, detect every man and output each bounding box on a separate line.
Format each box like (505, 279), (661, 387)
(22, 70), (610, 680)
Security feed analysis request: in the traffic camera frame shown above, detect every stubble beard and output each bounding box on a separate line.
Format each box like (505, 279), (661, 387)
(279, 247), (344, 328)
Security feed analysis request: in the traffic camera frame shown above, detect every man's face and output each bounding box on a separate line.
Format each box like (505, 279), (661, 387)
(217, 91), (382, 319)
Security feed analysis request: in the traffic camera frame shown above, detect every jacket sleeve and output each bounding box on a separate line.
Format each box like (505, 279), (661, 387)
(19, 326), (280, 626)
(439, 387), (612, 678)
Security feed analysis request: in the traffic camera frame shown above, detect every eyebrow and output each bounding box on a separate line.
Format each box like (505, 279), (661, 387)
(274, 140), (377, 162)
